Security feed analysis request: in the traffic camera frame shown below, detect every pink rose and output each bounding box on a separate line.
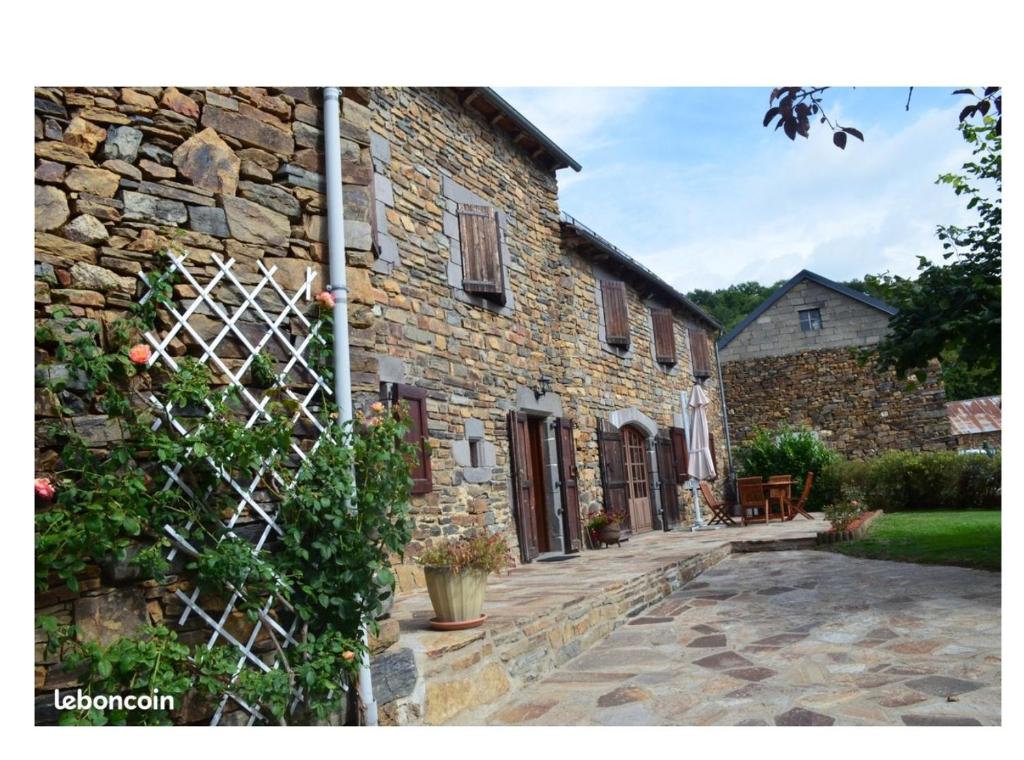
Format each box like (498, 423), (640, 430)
(367, 416), (381, 427)
(341, 650), (355, 662)
(35, 478), (55, 501)
(370, 401), (385, 413)
(315, 291), (336, 308)
(128, 344), (152, 366)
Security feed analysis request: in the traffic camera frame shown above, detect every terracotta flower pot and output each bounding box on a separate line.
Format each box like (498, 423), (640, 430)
(424, 566), (489, 627)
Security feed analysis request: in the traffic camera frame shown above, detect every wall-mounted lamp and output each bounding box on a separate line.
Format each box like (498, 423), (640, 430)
(533, 375), (552, 400)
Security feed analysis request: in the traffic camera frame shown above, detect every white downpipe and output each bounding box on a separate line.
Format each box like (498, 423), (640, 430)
(323, 86), (378, 727)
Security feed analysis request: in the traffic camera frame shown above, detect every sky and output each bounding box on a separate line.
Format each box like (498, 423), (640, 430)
(496, 87), (976, 293)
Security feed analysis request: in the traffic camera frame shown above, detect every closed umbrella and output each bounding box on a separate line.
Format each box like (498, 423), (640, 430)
(687, 384), (717, 481)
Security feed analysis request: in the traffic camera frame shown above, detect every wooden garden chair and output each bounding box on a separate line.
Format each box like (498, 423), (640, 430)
(766, 475), (792, 521)
(788, 471), (815, 520)
(737, 476), (770, 525)
(698, 481), (737, 526)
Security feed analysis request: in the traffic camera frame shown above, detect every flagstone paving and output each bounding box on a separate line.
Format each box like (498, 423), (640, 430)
(475, 550), (1000, 726)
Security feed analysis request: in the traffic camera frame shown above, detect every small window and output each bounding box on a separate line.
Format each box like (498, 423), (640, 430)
(469, 439), (482, 468)
(799, 308), (822, 332)
(601, 280), (630, 348)
(458, 203), (506, 304)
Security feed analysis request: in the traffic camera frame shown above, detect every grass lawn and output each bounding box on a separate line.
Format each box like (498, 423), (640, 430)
(831, 510), (1001, 571)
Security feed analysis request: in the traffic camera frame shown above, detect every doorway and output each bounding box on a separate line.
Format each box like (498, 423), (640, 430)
(526, 417), (551, 553)
(623, 426), (653, 533)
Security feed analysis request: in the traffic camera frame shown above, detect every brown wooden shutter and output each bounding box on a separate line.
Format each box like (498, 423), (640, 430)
(601, 280), (630, 347)
(688, 327), (713, 378)
(507, 411), (539, 562)
(458, 203), (505, 303)
(392, 384), (432, 494)
(651, 308), (676, 364)
(597, 420), (629, 517)
(669, 426), (689, 481)
(709, 430), (719, 480)
(555, 417), (582, 553)
(656, 431), (680, 528)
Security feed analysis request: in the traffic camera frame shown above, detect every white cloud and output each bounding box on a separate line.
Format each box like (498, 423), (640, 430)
(495, 87), (650, 159)
(558, 102), (976, 292)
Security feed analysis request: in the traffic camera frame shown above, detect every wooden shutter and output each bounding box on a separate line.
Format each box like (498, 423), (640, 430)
(656, 431), (680, 528)
(651, 308), (676, 364)
(597, 420), (629, 518)
(709, 430), (719, 480)
(507, 411), (539, 562)
(688, 327), (713, 378)
(669, 426), (689, 481)
(392, 384), (432, 494)
(555, 418), (582, 553)
(601, 280), (630, 348)
(458, 203), (505, 302)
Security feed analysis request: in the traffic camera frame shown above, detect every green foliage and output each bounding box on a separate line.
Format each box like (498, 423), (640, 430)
(419, 533), (514, 575)
(35, 255), (413, 724)
(830, 510), (1001, 571)
(735, 427), (841, 510)
(872, 116), (1001, 399)
(276, 411), (415, 637)
(833, 450), (1000, 512)
(823, 484), (865, 532)
(686, 280), (784, 332)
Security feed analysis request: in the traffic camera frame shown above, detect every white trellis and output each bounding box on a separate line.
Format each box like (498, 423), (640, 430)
(138, 253), (333, 725)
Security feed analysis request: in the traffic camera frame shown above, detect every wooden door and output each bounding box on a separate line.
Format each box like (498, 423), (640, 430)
(623, 427), (653, 533)
(555, 417), (582, 552)
(656, 431), (680, 528)
(597, 421), (629, 521)
(508, 411), (539, 562)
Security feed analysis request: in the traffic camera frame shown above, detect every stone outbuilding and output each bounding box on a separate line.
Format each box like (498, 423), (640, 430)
(947, 395), (1001, 451)
(718, 269), (950, 457)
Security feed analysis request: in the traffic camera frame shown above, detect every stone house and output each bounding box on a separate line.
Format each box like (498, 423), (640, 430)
(34, 84), (730, 712)
(718, 269), (950, 457)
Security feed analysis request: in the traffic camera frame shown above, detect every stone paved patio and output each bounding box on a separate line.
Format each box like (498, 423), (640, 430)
(386, 518), (825, 724)
(472, 551), (1001, 726)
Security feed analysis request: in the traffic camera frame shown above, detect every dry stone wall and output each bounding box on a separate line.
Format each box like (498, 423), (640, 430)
(34, 85), (377, 724)
(723, 347), (951, 458)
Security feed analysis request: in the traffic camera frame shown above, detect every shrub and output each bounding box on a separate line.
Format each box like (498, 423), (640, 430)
(833, 450), (1000, 511)
(736, 426), (841, 510)
(823, 485), (865, 531)
(419, 533), (514, 575)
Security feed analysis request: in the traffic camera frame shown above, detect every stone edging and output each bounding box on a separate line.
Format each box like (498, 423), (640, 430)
(816, 509), (884, 545)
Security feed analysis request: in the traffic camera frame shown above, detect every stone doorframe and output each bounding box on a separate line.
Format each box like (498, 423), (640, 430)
(512, 385), (566, 554)
(605, 406), (665, 531)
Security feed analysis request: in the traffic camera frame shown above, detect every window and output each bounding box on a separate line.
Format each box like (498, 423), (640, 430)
(688, 327), (713, 379)
(651, 308), (676, 365)
(387, 383), (432, 494)
(458, 203), (505, 304)
(469, 439), (482, 468)
(799, 308), (822, 332)
(601, 280), (630, 348)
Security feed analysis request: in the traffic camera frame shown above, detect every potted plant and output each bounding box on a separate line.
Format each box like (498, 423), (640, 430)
(585, 509), (626, 548)
(418, 533), (512, 631)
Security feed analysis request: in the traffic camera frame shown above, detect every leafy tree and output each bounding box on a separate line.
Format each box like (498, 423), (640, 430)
(871, 115), (1001, 400)
(687, 280), (784, 332)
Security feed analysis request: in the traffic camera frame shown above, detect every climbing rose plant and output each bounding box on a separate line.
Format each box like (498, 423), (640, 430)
(35, 254), (414, 725)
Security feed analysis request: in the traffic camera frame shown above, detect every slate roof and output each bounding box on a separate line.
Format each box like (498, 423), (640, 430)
(947, 395), (1002, 435)
(718, 269), (898, 349)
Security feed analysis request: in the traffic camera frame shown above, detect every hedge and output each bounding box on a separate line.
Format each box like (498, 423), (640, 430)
(831, 450), (1001, 511)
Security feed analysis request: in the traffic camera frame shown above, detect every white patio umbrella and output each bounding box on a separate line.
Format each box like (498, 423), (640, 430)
(687, 384), (717, 481)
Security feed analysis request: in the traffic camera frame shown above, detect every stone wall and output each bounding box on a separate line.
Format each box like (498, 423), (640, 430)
(34, 85), (377, 724)
(559, 247), (729, 523)
(723, 347), (951, 458)
(720, 279), (892, 362)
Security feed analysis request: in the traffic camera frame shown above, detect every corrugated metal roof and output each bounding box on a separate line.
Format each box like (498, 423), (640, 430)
(947, 395), (1002, 435)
